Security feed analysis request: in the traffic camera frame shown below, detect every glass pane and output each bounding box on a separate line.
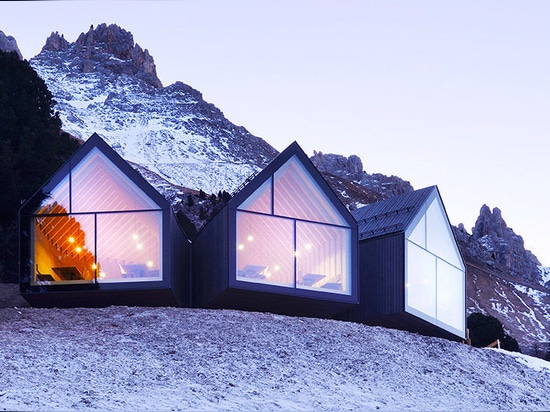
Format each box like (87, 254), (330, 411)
(274, 156), (347, 226)
(408, 214), (426, 248)
(236, 212), (294, 287)
(436, 259), (465, 332)
(96, 211), (162, 282)
(35, 175), (70, 215)
(406, 241), (436, 318)
(71, 147), (158, 213)
(426, 197), (464, 269)
(296, 221), (351, 295)
(238, 178), (272, 214)
(32, 214), (96, 284)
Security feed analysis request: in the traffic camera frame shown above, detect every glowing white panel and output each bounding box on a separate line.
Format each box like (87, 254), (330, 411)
(96, 211), (162, 283)
(238, 178), (272, 214)
(274, 156), (347, 226)
(71, 148), (158, 213)
(406, 241), (436, 319)
(436, 259), (465, 331)
(236, 212), (294, 287)
(426, 197), (464, 269)
(408, 214), (426, 248)
(296, 221), (351, 295)
(36, 175), (70, 215)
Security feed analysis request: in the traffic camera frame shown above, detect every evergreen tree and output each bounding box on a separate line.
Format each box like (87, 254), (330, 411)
(199, 189), (206, 200)
(467, 313), (521, 353)
(175, 211), (198, 241)
(221, 190), (232, 203)
(199, 206), (207, 221)
(0, 50), (80, 282)
(186, 194), (195, 207)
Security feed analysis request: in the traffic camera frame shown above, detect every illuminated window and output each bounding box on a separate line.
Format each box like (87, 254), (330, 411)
(405, 196), (465, 333)
(71, 148), (158, 212)
(236, 155), (352, 295)
(296, 221), (351, 294)
(96, 211), (162, 283)
(238, 178), (272, 214)
(274, 157), (347, 225)
(30, 147), (163, 285)
(33, 214), (96, 283)
(236, 212), (294, 287)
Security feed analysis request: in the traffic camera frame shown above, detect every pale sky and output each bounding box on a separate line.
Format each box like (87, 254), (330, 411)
(2, 0), (549, 266)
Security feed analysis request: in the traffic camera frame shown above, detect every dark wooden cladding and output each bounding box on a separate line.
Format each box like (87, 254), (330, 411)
(341, 233), (404, 322)
(191, 207), (229, 308)
(169, 210), (191, 307)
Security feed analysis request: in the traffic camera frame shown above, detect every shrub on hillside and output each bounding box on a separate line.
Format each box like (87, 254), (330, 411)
(467, 312), (521, 353)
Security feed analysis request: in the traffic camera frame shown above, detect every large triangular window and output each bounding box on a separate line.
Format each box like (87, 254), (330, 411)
(405, 195), (465, 336)
(30, 147), (162, 286)
(236, 155), (352, 295)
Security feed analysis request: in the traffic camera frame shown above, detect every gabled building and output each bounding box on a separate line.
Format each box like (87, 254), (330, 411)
(346, 186), (466, 340)
(192, 141), (358, 318)
(19, 133), (190, 307)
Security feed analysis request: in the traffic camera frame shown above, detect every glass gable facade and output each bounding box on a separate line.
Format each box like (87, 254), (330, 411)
(235, 156), (352, 295)
(31, 147), (162, 285)
(405, 195), (465, 335)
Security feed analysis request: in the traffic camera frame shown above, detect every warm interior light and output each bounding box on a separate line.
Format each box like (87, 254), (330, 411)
(99, 271), (106, 279)
(147, 261), (154, 268)
(305, 243), (312, 250)
(136, 243), (143, 250)
(68, 236), (75, 243)
(238, 244), (244, 250)
(75, 246), (82, 253)
(247, 235), (254, 242)
(132, 234), (139, 240)
(274, 265), (280, 271)
(91, 263), (98, 270)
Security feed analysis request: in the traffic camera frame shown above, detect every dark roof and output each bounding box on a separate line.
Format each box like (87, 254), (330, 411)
(352, 186), (437, 241)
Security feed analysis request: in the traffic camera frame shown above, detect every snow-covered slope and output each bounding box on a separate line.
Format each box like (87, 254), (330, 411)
(30, 24), (278, 195)
(466, 263), (550, 358)
(1, 305), (549, 411)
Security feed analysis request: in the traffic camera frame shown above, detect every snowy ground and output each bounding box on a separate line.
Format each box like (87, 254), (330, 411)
(1, 305), (550, 411)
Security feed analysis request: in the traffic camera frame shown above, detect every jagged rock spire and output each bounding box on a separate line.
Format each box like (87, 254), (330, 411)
(39, 23), (162, 88)
(0, 30), (23, 59)
(470, 204), (541, 283)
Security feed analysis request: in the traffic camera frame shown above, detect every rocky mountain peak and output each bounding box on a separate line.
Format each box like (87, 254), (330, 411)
(472, 204), (505, 239)
(312, 150), (364, 178)
(75, 24), (134, 60)
(455, 205), (542, 284)
(42, 32), (70, 52)
(0, 30), (22, 59)
(38, 23), (162, 88)
(310, 150), (414, 208)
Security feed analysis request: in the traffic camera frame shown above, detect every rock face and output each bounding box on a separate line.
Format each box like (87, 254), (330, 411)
(311, 151), (414, 208)
(0, 30), (23, 59)
(43, 24), (162, 88)
(454, 205), (542, 284)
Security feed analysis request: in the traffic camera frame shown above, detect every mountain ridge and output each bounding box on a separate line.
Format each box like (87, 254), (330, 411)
(1, 25), (548, 357)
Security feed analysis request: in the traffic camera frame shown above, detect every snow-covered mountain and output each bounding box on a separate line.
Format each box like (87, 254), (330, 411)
(30, 24), (278, 196)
